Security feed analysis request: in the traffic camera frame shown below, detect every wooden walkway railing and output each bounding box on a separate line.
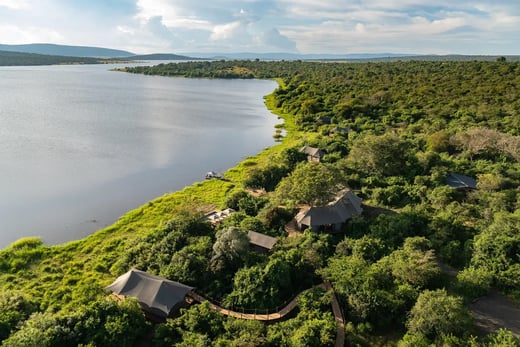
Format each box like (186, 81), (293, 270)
(188, 282), (346, 346)
(325, 281), (346, 347)
(188, 284), (326, 321)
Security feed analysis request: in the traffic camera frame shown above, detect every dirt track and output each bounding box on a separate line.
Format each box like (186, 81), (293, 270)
(469, 291), (520, 338)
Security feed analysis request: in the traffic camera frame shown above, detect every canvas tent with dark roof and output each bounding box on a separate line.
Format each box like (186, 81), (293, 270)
(248, 230), (277, 253)
(105, 269), (193, 320)
(299, 145), (325, 162)
(295, 188), (363, 232)
(446, 173), (477, 190)
(329, 126), (351, 137)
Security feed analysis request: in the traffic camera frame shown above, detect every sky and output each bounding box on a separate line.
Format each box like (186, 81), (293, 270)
(0, 0), (519, 55)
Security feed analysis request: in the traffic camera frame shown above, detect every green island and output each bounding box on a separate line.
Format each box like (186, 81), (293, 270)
(1, 60), (520, 346)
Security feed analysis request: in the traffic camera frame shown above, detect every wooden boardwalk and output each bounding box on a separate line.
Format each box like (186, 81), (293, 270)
(325, 281), (346, 347)
(189, 282), (346, 346)
(189, 284), (326, 321)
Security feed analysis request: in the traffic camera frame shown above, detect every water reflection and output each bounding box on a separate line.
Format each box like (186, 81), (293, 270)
(0, 64), (277, 247)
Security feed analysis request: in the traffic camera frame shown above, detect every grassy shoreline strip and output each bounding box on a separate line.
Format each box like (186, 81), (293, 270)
(0, 79), (300, 309)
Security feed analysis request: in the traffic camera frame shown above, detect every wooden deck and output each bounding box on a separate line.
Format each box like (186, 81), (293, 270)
(284, 218), (302, 237)
(246, 187), (266, 197)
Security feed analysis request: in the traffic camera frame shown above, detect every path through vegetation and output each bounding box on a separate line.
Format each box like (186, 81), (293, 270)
(189, 284), (326, 321)
(439, 261), (520, 338)
(325, 281), (346, 347)
(469, 291), (520, 338)
(190, 282), (346, 346)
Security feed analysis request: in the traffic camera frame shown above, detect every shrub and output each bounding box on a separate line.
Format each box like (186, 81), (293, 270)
(406, 289), (472, 340)
(454, 267), (493, 300)
(0, 291), (37, 341)
(243, 165), (289, 191)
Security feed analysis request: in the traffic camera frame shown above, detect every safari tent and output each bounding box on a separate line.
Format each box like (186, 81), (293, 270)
(105, 269), (193, 320)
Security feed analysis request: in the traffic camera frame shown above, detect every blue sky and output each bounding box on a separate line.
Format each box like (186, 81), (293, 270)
(0, 0), (519, 54)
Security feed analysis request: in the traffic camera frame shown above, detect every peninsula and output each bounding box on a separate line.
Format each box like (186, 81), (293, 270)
(1, 59), (519, 346)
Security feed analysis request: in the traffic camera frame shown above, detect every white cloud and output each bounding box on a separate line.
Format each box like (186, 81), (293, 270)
(0, 0), (518, 54)
(258, 28), (298, 52)
(0, 0), (29, 10)
(274, 0), (520, 54)
(136, 0), (179, 25)
(354, 23), (366, 34)
(135, 0), (228, 28)
(0, 24), (63, 44)
(117, 25), (135, 35)
(210, 21), (242, 41)
(145, 16), (173, 39)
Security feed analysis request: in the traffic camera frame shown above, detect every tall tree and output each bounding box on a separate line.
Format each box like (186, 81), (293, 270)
(275, 162), (342, 206)
(406, 289), (472, 341)
(212, 227), (249, 269)
(348, 133), (416, 177)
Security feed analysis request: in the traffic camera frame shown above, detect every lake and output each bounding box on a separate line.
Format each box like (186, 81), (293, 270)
(0, 63), (278, 248)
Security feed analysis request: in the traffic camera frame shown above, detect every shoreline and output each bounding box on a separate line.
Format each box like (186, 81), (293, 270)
(1, 82), (288, 251)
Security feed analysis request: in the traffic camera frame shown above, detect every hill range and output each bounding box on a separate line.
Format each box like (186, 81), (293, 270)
(0, 43), (134, 58)
(0, 43), (518, 66)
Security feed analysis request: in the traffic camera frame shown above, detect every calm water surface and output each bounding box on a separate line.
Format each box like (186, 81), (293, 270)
(0, 63), (278, 248)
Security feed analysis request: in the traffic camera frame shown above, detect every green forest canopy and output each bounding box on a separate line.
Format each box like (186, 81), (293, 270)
(1, 60), (519, 346)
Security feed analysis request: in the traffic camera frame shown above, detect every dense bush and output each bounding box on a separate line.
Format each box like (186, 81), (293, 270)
(2, 59), (520, 345)
(2, 299), (148, 347)
(243, 165), (289, 191)
(0, 291), (37, 341)
(405, 289), (472, 342)
(471, 213), (520, 290)
(454, 267), (494, 300)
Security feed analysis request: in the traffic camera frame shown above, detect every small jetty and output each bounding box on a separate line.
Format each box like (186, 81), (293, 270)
(205, 171), (222, 179)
